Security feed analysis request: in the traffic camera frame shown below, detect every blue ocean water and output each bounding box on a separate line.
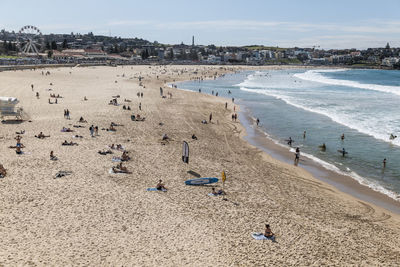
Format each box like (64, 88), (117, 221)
(178, 69), (400, 201)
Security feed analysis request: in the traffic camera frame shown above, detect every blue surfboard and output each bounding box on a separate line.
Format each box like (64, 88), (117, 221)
(185, 177), (218, 186)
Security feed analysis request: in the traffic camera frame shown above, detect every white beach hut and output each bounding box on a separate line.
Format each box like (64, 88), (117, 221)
(0, 97), (22, 120)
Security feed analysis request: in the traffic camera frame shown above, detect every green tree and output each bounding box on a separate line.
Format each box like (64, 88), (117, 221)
(62, 39), (68, 49)
(51, 41), (57, 50)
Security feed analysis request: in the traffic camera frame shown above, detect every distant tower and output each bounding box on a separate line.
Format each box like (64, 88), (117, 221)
(192, 36), (194, 47)
(385, 42), (390, 49)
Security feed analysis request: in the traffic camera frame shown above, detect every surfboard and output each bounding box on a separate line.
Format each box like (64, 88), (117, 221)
(337, 150), (348, 154)
(185, 177), (218, 186)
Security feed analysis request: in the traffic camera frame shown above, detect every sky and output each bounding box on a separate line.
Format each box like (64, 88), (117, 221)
(1, 0), (400, 49)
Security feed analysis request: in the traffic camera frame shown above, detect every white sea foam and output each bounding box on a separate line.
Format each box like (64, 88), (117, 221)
(294, 69), (400, 96)
(239, 86), (400, 147)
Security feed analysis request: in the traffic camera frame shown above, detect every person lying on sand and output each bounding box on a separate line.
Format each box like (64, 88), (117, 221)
(79, 117), (87, 123)
(62, 140), (78, 146)
(50, 151), (58, 161)
(112, 163), (131, 174)
(73, 125), (85, 128)
(156, 180), (167, 191)
(61, 127), (74, 132)
(211, 187), (226, 196)
(15, 130), (25, 135)
(35, 132), (50, 139)
(98, 149), (113, 155)
(264, 224), (276, 242)
(0, 164), (7, 178)
(107, 124), (116, 132)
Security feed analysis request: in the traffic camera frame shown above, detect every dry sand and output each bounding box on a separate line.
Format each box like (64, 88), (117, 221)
(0, 65), (399, 266)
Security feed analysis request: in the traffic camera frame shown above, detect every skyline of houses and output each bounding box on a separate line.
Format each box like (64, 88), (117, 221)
(1, 29), (400, 68)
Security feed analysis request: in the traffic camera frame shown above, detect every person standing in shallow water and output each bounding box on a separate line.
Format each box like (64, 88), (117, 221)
(256, 118), (260, 126)
(294, 147), (300, 166)
(383, 158), (387, 169)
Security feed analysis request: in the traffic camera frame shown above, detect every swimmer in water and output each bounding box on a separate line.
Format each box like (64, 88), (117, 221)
(319, 143), (326, 151)
(389, 134), (397, 140)
(287, 137), (293, 146)
(383, 158), (387, 168)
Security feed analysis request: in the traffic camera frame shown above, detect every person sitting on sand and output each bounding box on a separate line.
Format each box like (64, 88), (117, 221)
(35, 132), (50, 139)
(116, 144), (123, 150)
(156, 179), (167, 191)
(192, 134), (198, 140)
(127, 106), (131, 110)
(0, 164), (7, 178)
(84, 96), (88, 101)
(107, 124), (116, 132)
(264, 224), (276, 242)
(121, 151), (130, 161)
(50, 151), (57, 161)
(16, 146), (22, 155)
(123, 105), (126, 110)
(79, 117), (87, 123)
(162, 134), (169, 141)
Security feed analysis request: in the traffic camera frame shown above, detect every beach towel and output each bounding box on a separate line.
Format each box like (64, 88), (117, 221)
(251, 233), (268, 240)
(208, 193), (217, 196)
(112, 157), (122, 162)
(251, 233), (276, 242)
(147, 188), (167, 192)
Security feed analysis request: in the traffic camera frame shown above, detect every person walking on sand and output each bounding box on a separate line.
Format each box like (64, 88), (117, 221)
(31, 84), (34, 91)
(95, 126), (99, 136)
(89, 125), (94, 137)
(225, 102), (228, 109)
(209, 113), (212, 123)
(139, 102), (142, 111)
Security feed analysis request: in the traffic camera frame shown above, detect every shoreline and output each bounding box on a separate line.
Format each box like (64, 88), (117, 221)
(176, 67), (400, 215)
(238, 106), (400, 214)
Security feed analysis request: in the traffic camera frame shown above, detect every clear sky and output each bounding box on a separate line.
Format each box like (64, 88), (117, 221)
(1, 0), (399, 49)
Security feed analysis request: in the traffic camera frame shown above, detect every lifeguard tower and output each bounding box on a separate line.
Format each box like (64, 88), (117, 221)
(0, 97), (23, 120)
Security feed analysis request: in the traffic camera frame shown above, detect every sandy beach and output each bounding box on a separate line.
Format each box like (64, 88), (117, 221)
(1, 65), (400, 266)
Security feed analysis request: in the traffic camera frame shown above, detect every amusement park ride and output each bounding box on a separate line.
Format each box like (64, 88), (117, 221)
(17, 25), (44, 56)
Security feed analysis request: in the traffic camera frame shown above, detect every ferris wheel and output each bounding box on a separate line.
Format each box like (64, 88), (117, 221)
(18, 25), (44, 55)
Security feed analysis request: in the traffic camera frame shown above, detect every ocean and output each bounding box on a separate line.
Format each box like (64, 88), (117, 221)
(178, 68), (400, 202)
